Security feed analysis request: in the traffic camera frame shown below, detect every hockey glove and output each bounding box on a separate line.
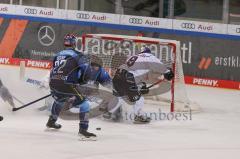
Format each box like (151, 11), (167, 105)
(164, 68), (174, 81)
(128, 86), (141, 102)
(140, 82), (149, 94)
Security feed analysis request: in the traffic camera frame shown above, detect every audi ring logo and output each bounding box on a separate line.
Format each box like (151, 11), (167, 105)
(38, 26), (55, 46)
(24, 8), (37, 15)
(181, 23), (196, 29)
(236, 28), (240, 33)
(76, 13), (90, 19)
(129, 18), (143, 24)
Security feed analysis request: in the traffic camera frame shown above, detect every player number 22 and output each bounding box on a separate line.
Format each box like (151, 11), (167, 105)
(54, 59), (67, 73)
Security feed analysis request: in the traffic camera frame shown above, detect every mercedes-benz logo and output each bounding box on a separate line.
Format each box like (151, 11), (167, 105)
(38, 26), (55, 46)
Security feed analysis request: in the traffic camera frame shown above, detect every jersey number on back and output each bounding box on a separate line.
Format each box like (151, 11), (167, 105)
(127, 56), (138, 67)
(54, 59), (67, 74)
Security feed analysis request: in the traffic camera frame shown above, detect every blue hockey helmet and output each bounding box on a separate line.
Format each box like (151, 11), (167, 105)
(140, 46), (151, 53)
(64, 34), (77, 47)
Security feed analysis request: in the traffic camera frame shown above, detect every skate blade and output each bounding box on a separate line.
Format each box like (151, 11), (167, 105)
(133, 121), (151, 124)
(44, 127), (61, 132)
(78, 135), (97, 141)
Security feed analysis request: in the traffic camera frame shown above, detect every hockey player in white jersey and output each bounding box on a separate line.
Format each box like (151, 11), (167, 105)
(104, 46), (174, 124)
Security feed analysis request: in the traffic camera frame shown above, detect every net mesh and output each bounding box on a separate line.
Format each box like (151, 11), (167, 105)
(82, 34), (200, 112)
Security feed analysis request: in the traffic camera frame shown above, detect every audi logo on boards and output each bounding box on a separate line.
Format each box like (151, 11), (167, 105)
(181, 23), (196, 29)
(76, 13), (90, 19)
(129, 18), (143, 24)
(236, 28), (240, 33)
(24, 8), (37, 15)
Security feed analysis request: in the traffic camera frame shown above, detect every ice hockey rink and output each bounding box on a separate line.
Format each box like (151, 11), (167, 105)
(0, 65), (239, 159)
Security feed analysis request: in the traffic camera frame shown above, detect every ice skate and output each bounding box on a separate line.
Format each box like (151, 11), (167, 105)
(0, 116), (3, 121)
(78, 129), (97, 141)
(46, 116), (62, 129)
(133, 115), (151, 124)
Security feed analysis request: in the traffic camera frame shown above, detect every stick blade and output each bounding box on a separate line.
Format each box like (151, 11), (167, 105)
(12, 108), (18, 111)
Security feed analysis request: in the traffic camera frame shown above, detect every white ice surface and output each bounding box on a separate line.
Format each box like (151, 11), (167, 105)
(0, 65), (240, 159)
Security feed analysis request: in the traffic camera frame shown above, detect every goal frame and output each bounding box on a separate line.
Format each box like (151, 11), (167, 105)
(82, 34), (183, 112)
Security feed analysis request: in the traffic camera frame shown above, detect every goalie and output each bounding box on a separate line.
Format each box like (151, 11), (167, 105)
(103, 46), (174, 124)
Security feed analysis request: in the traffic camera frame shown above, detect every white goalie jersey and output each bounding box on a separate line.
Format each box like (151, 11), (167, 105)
(119, 52), (168, 84)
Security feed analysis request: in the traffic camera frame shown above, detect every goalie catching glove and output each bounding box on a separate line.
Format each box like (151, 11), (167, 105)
(163, 68), (174, 81)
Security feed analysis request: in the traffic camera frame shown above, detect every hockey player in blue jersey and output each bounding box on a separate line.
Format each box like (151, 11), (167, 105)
(46, 34), (111, 140)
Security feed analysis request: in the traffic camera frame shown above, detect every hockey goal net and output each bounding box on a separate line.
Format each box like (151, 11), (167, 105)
(82, 34), (200, 112)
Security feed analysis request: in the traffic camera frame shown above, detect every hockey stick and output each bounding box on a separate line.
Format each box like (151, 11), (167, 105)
(147, 79), (165, 89)
(12, 94), (51, 112)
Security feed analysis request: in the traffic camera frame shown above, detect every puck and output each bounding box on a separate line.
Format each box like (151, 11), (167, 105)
(96, 127), (101, 130)
(0, 116), (3, 121)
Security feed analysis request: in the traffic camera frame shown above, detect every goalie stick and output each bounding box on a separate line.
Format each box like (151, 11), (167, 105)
(12, 94), (51, 111)
(147, 79), (165, 89)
